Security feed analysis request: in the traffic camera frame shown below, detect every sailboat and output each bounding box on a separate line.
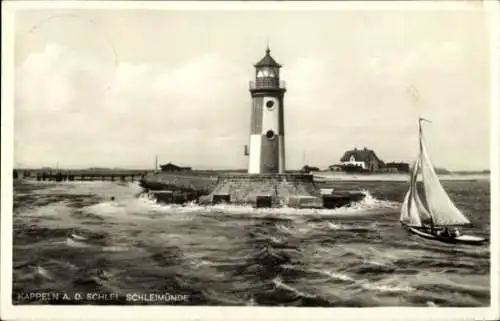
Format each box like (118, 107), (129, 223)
(399, 118), (486, 245)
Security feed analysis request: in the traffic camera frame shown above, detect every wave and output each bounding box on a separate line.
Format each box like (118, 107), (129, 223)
(129, 190), (398, 218)
(102, 245), (130, 252)
(426, 301), (439, 307)
(326, 222), (377, 232)
(201, 289), (250, 306)
(255, 246), (290, 262)
(29, 181), (143, 196)
(350, 190), (400, 210)
(70, 232), (88, 241)
(65, 237), (92, 248)
(280, 264), (356, 285)
(13, 180), (490, 307)
(275, 223), (299, 235)
(272, 276), (317, 299)
(309, 268), (355, 283)
(20, 201), (71, 220)
(360, 280), (415, 293)
(327, 222), (346, 230)
(36, 266), (55, 280)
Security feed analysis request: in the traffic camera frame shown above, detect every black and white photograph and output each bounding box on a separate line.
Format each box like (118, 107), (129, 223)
(1, 1), (499, 320)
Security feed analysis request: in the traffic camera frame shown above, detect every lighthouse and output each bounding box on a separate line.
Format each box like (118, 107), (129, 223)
(248, 47), (287, 174)
(146, 45), (367, 209)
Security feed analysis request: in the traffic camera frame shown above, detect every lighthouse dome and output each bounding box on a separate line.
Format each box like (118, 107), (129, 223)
(254, 47), (282, 68)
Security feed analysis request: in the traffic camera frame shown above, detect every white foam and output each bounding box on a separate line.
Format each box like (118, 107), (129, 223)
(351, 190), (400, 210)
(309, 268), (355, 282)
(24, 183), (398, 225)
(269, 236), (284, 244)
(65, 237), (91, 248)
(319, 188), (334, 195)
(70, 233), (87, 241)
(102, 245), (129, 252)
(81, 202), (129, 218)
(327, 222), (347, 230)
(20, 201), (71, 219)
(131, 190), (397, 218)
(272, 276), (317, 299)
(361, 281), (415, 293)
(426, 301), (438, 307)
(35, 266), (54, 280)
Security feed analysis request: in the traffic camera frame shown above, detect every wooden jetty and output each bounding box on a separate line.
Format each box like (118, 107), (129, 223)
(13, 169), (150, 182)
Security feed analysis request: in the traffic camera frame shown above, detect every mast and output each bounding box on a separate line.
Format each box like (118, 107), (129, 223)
(408, 159), (416, 219)
(418, 117), (435, 232)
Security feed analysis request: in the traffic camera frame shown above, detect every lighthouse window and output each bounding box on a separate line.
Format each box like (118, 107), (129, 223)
(266, 130), (276, 140)
(266, 100), (275, 109)
(257, 67), (276, 78)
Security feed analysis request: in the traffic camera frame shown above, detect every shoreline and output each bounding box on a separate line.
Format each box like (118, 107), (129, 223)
(313, 172), (490, 182)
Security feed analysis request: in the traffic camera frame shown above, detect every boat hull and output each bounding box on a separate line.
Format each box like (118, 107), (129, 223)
(401, 223), (487, 246)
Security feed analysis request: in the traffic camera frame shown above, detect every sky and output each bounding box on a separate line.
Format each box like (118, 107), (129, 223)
(12, 3), (492, 171)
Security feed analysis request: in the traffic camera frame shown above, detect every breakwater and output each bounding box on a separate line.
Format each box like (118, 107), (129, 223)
(140, 171), (366, 209)
(139, 171), (218, 194)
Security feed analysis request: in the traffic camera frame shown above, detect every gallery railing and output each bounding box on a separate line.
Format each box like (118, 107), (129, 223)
(249, 79), (286, 90)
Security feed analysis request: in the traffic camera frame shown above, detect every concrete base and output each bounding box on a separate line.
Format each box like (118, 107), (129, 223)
(144, 173), (367, 209)
(201, 173), (324, 208)
(149, 190), (199, 204)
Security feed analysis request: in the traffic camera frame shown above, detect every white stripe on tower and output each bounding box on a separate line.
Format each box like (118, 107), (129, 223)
(279, 135), (285, 173)
(248, 135), (262, 174)
(261, 97), (280, 135)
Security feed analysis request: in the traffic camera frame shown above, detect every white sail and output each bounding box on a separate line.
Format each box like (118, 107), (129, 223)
(411, 159), (432, 222)
(408, 192), (423, 226)
(400, 160), (424, 227)
(400, 189), (411, 222)
(419, 135), (471, 226)
(413, 190), (432, 222)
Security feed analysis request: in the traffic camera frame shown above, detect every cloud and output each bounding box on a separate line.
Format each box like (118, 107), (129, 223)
(14, 19), (489, 172)
(15, 42), (250, 168)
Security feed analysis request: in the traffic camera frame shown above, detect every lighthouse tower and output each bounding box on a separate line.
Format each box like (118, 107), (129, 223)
(202, 45), (357, 208)
(248, 47), (287, 174)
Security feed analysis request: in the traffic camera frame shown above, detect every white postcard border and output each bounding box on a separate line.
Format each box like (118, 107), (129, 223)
(1, 1), (499, 321)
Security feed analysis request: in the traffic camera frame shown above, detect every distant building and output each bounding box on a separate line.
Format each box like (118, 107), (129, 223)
(328, 165), (343, 172)
(339, 147), (384, 172)
(160, 162), (192, 172)
(385, 162), (410, 173)
(302, 165), (320, 173)
(434, 167), (451, 175)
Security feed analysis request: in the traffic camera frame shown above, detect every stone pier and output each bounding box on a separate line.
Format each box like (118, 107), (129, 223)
(201, 173), (324, 208)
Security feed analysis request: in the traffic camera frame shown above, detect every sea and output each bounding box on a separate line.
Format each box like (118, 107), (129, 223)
(12, 176), (491, 307)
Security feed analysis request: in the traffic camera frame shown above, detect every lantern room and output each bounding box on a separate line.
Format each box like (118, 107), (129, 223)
(253, 47), (282, 89)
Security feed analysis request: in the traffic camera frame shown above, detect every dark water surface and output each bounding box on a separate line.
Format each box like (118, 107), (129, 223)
(12, 179), (490, 306)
